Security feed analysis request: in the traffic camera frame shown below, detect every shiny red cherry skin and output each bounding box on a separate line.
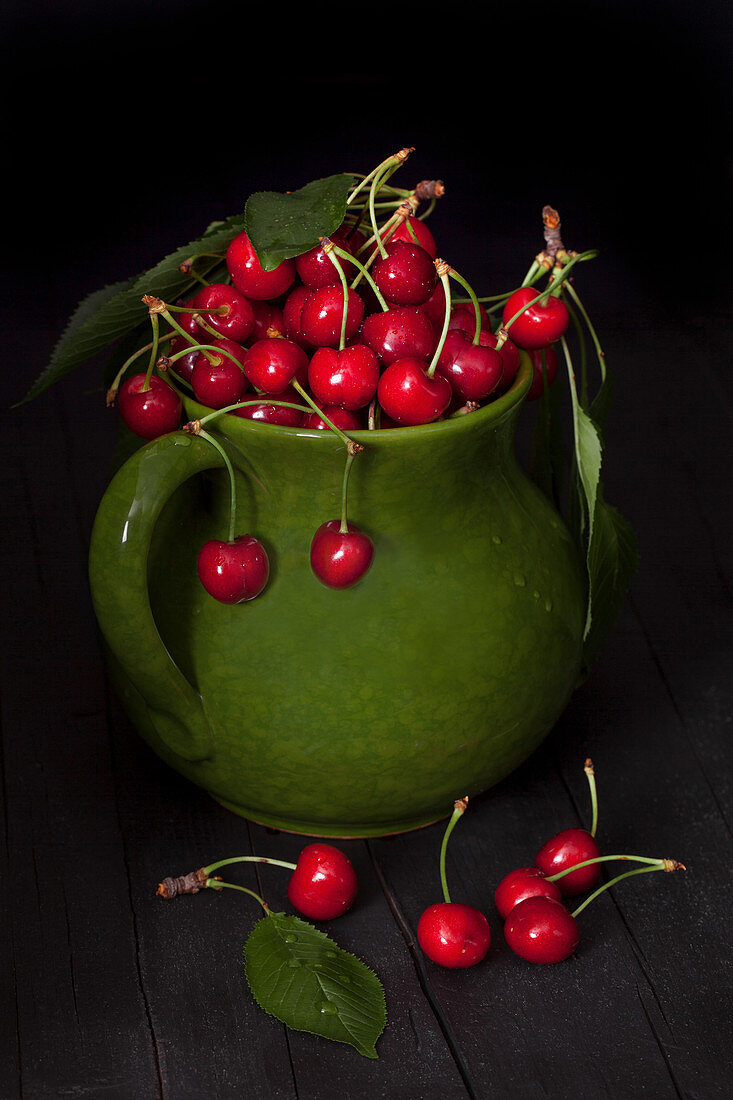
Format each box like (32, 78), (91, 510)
(295, 228), (357, 288)
(286, 843), (358, 920)
(310, 520), (374, 588)
(226, 231), (295, 301)
(300, 406), (362, 431)
(308, 344), (379, 410)
(502, 288), (570, 350)
(117, 374), (182, 439)
(361, 306), (436, 366)
(233, 384), (303, 426)
(167, 335), (200, 384)
(191, 338), (248, 409)
(417, 902), (491, 969)
(242, 337), (309, 394)
(504, 896), (579, 964)
(196, 535), (269, 604)
(176, 297), (205, 339)
(282, 285), (316, 351)
(494, 867), (563, 920)
(526, 346), (560, 400)
(448, 301), (491, 337)
(478, 331), (521, 388)
(372, 241), (437, 306)
(377, 357), (452, 426)
(300, 286), (365, 348)
(421, 282), (447, 329)
(250, 300), (285, 342)
(383, 217), (437, 258)
(435, 330), (504, 402)
(534, 827), (601, 896)
(192, 283), (255, 344)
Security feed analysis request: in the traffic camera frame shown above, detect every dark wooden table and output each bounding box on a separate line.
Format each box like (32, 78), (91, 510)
(3, 5), (732, 1093)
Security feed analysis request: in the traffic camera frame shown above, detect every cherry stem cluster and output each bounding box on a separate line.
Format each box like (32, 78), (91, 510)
(438, 796), (468, 904)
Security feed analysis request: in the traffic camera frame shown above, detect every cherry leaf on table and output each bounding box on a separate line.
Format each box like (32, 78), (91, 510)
(17, 218), (244, 405)
(244, 911), (386, 1059)
(244, 174), (357, 272)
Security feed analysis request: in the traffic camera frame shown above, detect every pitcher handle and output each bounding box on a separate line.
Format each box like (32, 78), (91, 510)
(89, 432), (224, 762)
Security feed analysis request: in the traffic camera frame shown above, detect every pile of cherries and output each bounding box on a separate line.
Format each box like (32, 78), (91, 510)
(111, 150), (578, 602)
(160, 760), (684, 970)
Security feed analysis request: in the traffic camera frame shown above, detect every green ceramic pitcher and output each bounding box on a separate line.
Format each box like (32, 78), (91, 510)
(89, 357), (586, 836)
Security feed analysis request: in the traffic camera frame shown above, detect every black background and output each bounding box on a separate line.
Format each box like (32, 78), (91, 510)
(2, 3), (733, 1098)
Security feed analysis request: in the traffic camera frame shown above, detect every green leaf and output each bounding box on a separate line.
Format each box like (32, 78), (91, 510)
(583, 489), (639, 666)
(18, 215), (247, 405)
(244, 911), (386, 1058)
(244, 174), (357, 271)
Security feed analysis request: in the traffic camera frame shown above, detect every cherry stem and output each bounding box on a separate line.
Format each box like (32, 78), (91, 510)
(192, 312), (226, 342)
(369, 164), (402, 258)
(448, 269), (482, 344)
(496, 250), (597, 349)
(204, 855), (297, 875)
(205, 878), (270, 913)
(328, 242), (389, 311)
(563, 282), (607, 387)
(291, 379), (363, 454)
(438, 796), (468, 904)
(565, 296), (589, 409)
(347, 156), (404, 207)
(546, 854), (671, 883)
(171, 340), (244, 373)
(193, 399), (311, 423)
(322, 245), (350, 350)
(584, 757), (599, 837)
(161, 309), (216, 364)
(166, 304), (228, 316)
(142, 313), (160, 391)
(340, 450), (356, 534)
(427, 268), (452, 379)
(198, 429), (237, 542)
(570, 863), (685, 920)
(522, 260), (541, 287)
(106, 333), (176, 403)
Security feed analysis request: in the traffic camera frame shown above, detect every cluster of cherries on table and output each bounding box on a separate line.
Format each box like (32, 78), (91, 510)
(115, 209), (570, 602)
(159, 761), (684, 969)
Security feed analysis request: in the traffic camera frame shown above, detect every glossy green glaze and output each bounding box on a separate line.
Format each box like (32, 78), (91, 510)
(89, 358), (586, 836)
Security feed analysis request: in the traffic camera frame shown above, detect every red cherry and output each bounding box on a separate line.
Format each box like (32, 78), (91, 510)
(372, 241), (437, 306)
(167, 335), (200, 383)
(383, 217), (437, 258)
(282, 285), (316, 351)
(534, 827), (601, 896)
(361, 306), (436, 366)
(416, 902), (491, 969)
(295, 228), (357, 288)
(377, 357), (452, 426)
(175, 297), (205, 338)
(421, 282), (447, 329)
(525, 346), (560, 400)
(191, 339), (248, 409)
(300, 286), (365, 348)
(233, 383), (303, 427)
(117, 374), (182, 439)
(196, 535), (269, 604)
(308, 344), (379, 410)
(479, 331), (521, 388)
(225, 231), (295, 301)
(286, 843), (358, 920)
(310, 520), (374, 588)
(502, 288), (570, 350)
(300, 407), (362, 432)
(192, 283), (255, 344)
(448, 301), (491, 337)
(250, 300), (285, 342)
(494, 867), (563, 920)
(435, 330), (504, 402)
(242, 337), (309, 394)
(504, 896), (579, 964)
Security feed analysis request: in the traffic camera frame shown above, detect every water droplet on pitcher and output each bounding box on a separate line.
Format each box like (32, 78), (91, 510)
(492, 535), (502, 545)
(513, 573), (526, 587)
(533, 590), (541, 599)
(319, 1001), (338, 1015)
(545, 598), (553, 612)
